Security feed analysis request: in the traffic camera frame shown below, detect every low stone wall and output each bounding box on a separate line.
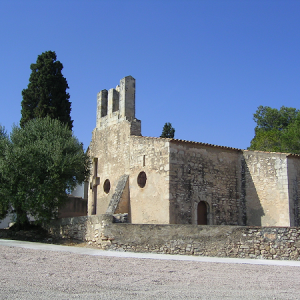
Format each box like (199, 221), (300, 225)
(46, 216), (88, 241)
(45, 215), (300, 260)
(58, 196), (87, 219)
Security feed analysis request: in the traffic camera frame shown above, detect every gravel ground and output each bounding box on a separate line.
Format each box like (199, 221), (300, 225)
(1, 244), (300, 300)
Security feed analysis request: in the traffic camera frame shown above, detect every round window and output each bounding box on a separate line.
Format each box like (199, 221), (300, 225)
(137, 171), (147, 188)
(103, 179), (110, 194)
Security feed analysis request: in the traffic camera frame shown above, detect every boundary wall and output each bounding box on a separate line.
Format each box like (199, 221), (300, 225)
(58, 196), (87, 219)
(45, 215), (300, 261)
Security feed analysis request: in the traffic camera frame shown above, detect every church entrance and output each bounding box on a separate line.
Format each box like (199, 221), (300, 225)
(91, 158), (98, 215)
(92, 187), (97, 215)
(197, 201), (208, 225)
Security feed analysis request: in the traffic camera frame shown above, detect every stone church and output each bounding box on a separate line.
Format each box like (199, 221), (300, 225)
(88, 76), (300, 227)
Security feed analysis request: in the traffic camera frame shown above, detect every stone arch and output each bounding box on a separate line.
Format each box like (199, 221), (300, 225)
(197, 201), (209, 225)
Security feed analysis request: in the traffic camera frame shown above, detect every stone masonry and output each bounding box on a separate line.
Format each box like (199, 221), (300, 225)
(46, 215), (300, 261)
(44, 76), (300, 262)
(87, 76), (300, 227)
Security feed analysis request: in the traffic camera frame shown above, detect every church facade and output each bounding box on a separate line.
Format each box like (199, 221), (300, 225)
(88, 76), (300, 227)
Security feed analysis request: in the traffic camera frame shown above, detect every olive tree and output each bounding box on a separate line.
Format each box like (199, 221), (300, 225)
(0, 117), (90, 227)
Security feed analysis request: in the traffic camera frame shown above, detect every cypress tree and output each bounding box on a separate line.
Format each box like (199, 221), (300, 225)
(0, 125), (10, 220)
(160, 122), (175, 138)
(20, 51), (73, 130)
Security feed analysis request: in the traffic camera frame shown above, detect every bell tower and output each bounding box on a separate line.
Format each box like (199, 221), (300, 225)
(96, 76), (140, 135)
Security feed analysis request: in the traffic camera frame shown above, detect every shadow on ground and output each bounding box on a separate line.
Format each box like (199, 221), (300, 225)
(0, 227), (84, 246)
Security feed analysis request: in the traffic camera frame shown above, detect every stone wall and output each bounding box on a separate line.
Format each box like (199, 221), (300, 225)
(46, 216), (88, 241)
(169, 141), (243, 225)
(129, 136), (170, 224)
(88, 121), (133, 215)
(58, 196), (87, 218)
(46, 215), (300, 261)
(89, 76), (141, 217)
(243, 151), (290, 226)
(88, 77), (300, 228)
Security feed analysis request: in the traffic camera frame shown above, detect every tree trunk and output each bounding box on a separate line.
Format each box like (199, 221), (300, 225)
(14, 207), (30, 230)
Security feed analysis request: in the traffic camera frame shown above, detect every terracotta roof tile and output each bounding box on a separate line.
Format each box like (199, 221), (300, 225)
(131, 135), (300, 157)
(131, 135), (241, 151)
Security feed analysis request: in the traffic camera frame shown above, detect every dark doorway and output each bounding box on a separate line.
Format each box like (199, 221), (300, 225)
(92, 186), (97, 215)
(197, 201), (208, 225)
(91, 158), (98, 215)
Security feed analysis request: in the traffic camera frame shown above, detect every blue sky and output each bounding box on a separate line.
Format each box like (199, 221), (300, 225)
(1, 0), (299, 150)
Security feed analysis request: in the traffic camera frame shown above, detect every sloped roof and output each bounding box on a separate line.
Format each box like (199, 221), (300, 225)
(131, 135), (300, 157)
(169, 138), (241, 151)
(131, 135), (241, 151)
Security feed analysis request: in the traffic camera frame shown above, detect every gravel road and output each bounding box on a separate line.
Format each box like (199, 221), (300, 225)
(1, 244), (300, 299)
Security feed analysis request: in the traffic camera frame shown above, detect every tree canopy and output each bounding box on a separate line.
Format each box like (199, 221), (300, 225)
(160, 122), (175, 138)
(0, 117), (90, 226)
(20, 51), (73, 130)
(248, 105), (300, 154)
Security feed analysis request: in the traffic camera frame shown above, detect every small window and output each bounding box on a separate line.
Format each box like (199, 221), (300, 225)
(103, 179), (110, 194)
(137, 171), (147, 188)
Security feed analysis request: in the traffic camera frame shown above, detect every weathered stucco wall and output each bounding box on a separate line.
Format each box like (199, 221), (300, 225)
(243, 151), (290, 226)
(129, 136), (170, 224)
(88, 121), (133, 216)
(46, 215), (300, 261)
(88, 76), (141, 218)
(89, 116), (171, 224)
(169, 141), (243, 225)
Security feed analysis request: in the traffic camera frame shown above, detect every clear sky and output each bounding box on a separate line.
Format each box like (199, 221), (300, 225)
(1, 0), (299, 150)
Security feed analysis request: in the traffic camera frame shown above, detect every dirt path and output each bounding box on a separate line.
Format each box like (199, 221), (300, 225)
(1, 244), (300, 299)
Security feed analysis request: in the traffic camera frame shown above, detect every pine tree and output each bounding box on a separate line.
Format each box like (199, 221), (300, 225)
(20, 51), (73, 130)
(248, 106), (300, 154)
(160, 122), (175, 138)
